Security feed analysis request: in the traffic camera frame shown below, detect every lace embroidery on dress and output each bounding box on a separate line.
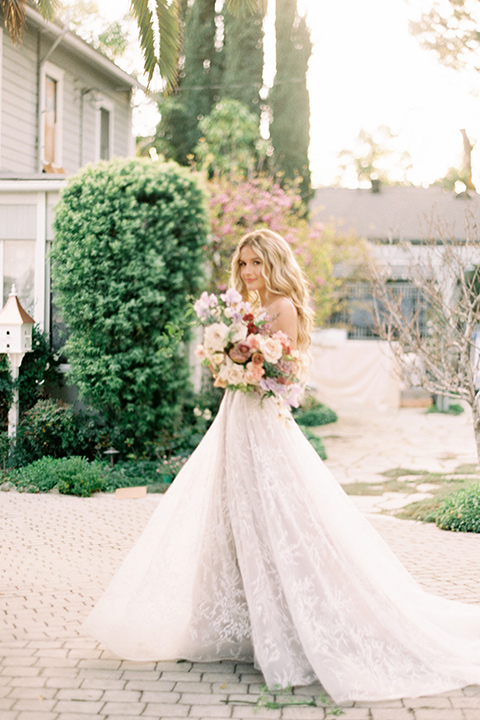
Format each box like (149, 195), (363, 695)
(84, 390), (480, 703)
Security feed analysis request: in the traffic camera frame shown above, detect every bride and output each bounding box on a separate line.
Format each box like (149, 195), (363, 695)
(84, 229), (480, 703)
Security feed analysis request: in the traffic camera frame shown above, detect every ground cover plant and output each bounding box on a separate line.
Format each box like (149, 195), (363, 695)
(341, 465), (480, 533)
(7, 456), (107, 497)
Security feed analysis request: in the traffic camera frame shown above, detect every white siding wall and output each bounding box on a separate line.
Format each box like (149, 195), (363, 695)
(1, 32), (37, 173)
(0, 29), (3, 168)
(1, 27), (134, 176)
(48, 45), (133, 172)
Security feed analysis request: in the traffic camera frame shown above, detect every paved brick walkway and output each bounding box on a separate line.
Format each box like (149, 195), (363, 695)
(1, 406), (480, 720)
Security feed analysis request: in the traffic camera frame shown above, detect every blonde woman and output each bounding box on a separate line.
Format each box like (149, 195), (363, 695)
(85, 230), (480, 704)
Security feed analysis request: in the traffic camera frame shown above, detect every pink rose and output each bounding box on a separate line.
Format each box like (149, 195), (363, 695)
(229, 342), (253, 364)
(245, 333), (261, 351)
(273, 330), (292, 354)
(195, 344), (206, 360)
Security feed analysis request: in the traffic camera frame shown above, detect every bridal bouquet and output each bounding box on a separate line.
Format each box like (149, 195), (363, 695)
(194, 289), (303, 412)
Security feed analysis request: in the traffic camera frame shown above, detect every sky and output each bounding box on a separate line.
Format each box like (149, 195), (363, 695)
(99, 0), (480, 189)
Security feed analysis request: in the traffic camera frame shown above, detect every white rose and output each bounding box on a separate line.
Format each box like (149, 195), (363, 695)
(229, 322), (247, 344)
(226, 361), (246, 385)
(204, 322), (229, 352)
(210, 351), (225, 367)
(260, 336), (283, 363)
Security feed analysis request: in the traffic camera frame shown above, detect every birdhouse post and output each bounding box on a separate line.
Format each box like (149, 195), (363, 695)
(0, 286), (35, 437)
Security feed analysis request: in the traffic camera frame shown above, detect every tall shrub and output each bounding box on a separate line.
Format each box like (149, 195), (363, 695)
(51, 159), (207, 453)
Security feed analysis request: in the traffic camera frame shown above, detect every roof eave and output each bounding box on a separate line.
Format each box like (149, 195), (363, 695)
(25, 5), (145, 92)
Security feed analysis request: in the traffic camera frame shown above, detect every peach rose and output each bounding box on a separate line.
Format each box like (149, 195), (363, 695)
(250, 352), (264, 367)
(245, 361), (265, 384)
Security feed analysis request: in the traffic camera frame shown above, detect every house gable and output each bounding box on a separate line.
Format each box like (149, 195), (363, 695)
(311, 186), (480, 243)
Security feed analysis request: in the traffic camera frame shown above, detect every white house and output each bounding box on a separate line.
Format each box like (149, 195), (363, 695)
(308, 184), (480, 410)
(0, 3), (141, 341)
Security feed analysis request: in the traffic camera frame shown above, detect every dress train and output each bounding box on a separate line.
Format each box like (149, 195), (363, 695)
(84, 390), (480, 703)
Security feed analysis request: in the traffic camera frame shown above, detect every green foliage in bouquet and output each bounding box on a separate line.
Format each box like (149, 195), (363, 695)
(8, 455), (107, 497)
(51, 158), (208, 453)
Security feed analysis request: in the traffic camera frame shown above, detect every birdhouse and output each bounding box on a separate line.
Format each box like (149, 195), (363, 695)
(0, 286), (35, 354)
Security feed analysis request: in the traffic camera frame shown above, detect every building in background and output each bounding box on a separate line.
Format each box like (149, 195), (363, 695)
(0, 3), (140, 340)
(309, 184), (480, 409)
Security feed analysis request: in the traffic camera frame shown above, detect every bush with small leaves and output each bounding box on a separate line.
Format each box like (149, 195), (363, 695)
(293, 394), (338, 427)
(434, 484), (480, 533)
(12, 399), (100, 467)
(0, 326), (58, 431)
(8, 455), (107, 496)
(103, 459), (164, 492)
(300, 427), (327, 460)
(51, 158), (207, 454)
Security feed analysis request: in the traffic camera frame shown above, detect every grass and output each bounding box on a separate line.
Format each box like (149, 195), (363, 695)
(427, 402), (465, 416)
(341, 464), (480, 525)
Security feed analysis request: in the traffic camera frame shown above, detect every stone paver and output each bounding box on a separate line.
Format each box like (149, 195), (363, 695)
(1, 406), (480, 719)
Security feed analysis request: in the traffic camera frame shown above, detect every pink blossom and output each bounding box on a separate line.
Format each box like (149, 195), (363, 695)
(245, 334), (261, 351)
(195, 344), (206, 360)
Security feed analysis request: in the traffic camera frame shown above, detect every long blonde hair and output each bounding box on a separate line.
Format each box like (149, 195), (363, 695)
(230, 229), (314, 352)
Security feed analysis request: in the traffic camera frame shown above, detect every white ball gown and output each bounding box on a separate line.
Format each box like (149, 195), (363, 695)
(84, 389), (480, 704)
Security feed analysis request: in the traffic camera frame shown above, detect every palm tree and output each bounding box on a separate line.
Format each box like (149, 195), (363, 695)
(1, 0), (265, 88)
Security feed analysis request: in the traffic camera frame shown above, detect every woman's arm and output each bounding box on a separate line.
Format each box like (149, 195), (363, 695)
(267, 297), (298, 348)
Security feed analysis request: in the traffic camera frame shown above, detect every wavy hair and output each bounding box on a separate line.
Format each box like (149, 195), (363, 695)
(230, 229), (314, 352)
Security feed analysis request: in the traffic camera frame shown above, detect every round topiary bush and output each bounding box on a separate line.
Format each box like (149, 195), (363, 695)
(51, 158), (207, 453)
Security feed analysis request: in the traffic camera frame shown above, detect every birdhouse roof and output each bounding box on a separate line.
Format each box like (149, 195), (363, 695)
(0, 295), (35, 325)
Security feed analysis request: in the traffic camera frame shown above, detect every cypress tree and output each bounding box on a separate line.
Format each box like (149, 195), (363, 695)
(222, 4), (265, 116)
(270, 0), (312, 201)
(156, 0), (222, 164)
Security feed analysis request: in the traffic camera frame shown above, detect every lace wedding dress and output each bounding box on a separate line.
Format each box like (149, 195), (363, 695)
(84, 390), (480, 703)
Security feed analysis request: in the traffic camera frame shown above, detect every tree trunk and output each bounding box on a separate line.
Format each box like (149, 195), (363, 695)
(470, 397), (480, 467)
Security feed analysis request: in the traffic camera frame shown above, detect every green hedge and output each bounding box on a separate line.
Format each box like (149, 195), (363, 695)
(0, 326), (59, 431)
(11, 399), (100, 467)
(433, 485), (480, 533)
(9, 456), (107, 497)
(300, 427), (327, 460)
(293, 394), (338, 427)
(51, 158), (208, 453)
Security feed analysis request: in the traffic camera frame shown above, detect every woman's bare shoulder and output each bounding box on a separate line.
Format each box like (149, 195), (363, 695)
(267, 296), (297, 318)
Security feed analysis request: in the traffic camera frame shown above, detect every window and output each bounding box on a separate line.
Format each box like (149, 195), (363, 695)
(40, 62), (64, 170)
(327, 281), (428, 339)
(44, 75), (57, 164)
(99, 108), (111, 160)
(0, 30), (3, 169)
(95, 98), (114, 161)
